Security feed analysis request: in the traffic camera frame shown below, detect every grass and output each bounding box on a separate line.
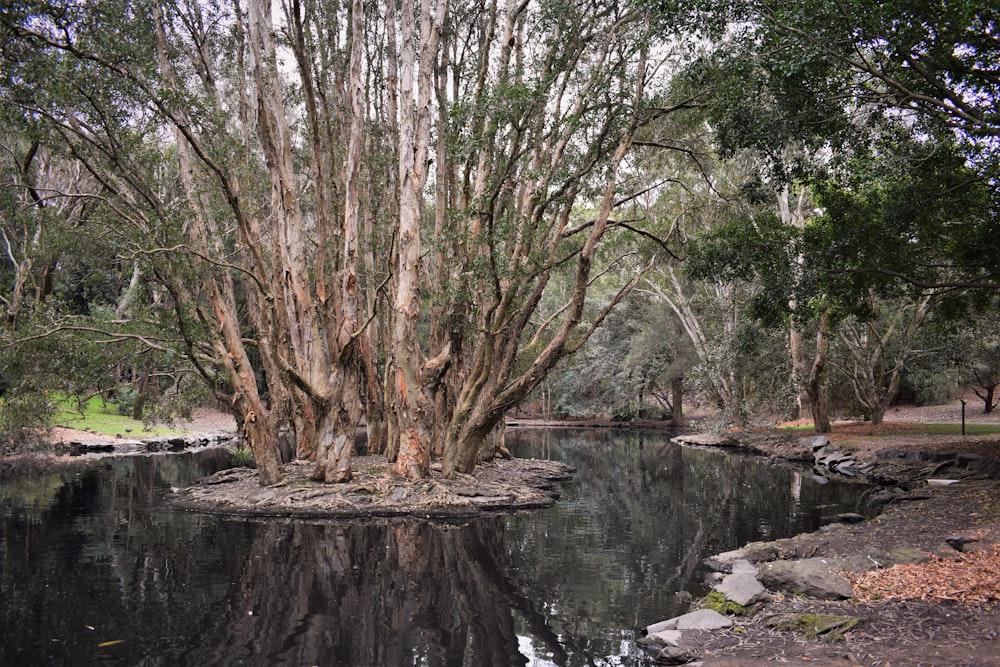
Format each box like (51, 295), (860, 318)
(55, 395), (182, 437)
(780, 422), (1000, 436)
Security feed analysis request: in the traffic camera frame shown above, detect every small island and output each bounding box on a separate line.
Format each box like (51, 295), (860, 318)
(170, 455), (575, 520)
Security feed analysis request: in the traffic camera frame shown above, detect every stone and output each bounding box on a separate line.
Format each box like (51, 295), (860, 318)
(821, 512), (866, 525)
(756, 558), (855, 600)
(653, 646), (697, 665)
(889, 547), (933, 565)
(714, 571), (768, 606)
(946, 535), (979, 552)
(671, 433), (736, 447)
(647, 609), (734, 634)
(811, 439), (872, 478)
(831, 547), (895, 572)
(647, 629), (683, 646)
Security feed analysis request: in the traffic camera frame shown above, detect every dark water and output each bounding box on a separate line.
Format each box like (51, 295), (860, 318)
(1, 430), (868, 666)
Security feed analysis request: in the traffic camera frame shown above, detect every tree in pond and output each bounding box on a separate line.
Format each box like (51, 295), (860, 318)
(378, 0), (684, 477)
(1, 0), (691, 483)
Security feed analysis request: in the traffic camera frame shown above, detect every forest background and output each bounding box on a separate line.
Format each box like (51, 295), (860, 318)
(1, 0), (997, 485)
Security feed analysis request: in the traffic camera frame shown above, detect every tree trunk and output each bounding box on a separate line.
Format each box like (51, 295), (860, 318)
(807, 311), (832, 433)
(789, 326), (810, 420)
(669, 376), (685, 427)
(238, 394), (284, 486)
(131, 360), (151, 421)
(390, 0), (444, 479)
(312, 391), (360, 483)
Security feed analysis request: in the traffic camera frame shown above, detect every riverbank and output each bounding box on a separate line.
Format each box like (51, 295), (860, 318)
(667, 418), (1000, 666)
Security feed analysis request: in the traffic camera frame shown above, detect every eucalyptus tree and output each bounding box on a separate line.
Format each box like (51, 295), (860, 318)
(0, 0), (352, 483)
(542, 296), (693, 422)
(667, 0), (999, 290)
(0, 15), (210, 444)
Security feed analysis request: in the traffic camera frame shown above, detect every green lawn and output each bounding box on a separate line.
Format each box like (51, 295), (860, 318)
(781, 421), (1000, 436)
(56, 396), (184, 437)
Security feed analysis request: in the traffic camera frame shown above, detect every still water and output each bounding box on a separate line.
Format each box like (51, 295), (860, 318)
(1, 430), (867, 666)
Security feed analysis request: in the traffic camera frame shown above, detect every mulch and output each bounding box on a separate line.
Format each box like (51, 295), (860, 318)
(691, 421), (1000, 666)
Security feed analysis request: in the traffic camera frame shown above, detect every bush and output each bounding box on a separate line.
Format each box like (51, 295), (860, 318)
(0, 390), (56, 452)
(232, 444), (255, 467)
(110, 386), (139, 416)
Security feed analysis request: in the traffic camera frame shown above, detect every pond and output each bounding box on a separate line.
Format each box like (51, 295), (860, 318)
(0, 429), (868, 666)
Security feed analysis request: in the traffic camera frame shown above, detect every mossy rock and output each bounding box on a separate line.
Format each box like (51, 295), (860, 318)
(890, 546), (933, 565)
(700, 590), (755, 616)
(764, 613), (864, 640)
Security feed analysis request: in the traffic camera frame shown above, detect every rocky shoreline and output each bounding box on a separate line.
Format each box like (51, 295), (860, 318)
(61, 432), (239, 455)
(639, 431), (1000, 666)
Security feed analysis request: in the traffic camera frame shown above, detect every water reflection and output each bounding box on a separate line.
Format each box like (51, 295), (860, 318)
(501, 429), (864, 659)
(1, 431), (867, 666)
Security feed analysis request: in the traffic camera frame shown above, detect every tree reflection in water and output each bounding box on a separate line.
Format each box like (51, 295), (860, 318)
(187, 519), (562, 666)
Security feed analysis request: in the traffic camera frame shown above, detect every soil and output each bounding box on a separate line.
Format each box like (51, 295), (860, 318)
(682, 400), (1000, 667)
(17, 400), (1000, 665)
(169, 456), (576, 520)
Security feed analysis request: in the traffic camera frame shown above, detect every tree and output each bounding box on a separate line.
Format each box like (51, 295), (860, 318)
(544, 296), (694, 422)
(408, 0), (671, 477)
(926, 308), (1000, 414)
(661, 0), (997, 429)
(1, 0), (682, 484)
(831, 293), (936, 425)
(671, 0), (1000, 289)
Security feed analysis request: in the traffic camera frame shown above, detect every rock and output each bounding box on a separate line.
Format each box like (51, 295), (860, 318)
(731, 559), (757, 575)
(831, 547), (895, 572)
(820, 512), (866, 525)
(756, 558), (855, 600)
(867, 487), (904, 510)
(764, 613), (864, 639)
(671, 433), (736, 447)
(647, 609), (734, 633)
(811, 438), (872, 478)
(946, 535), (979, 552)
(70, 442), (116, 453)
(889, 546), (934, 565)
(652, 645), (697, 665)
(647, 629), (683, 646)
(714, 571), (768, 606)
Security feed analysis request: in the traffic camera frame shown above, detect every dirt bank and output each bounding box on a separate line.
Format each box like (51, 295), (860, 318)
(681, 410), (1000, 667)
